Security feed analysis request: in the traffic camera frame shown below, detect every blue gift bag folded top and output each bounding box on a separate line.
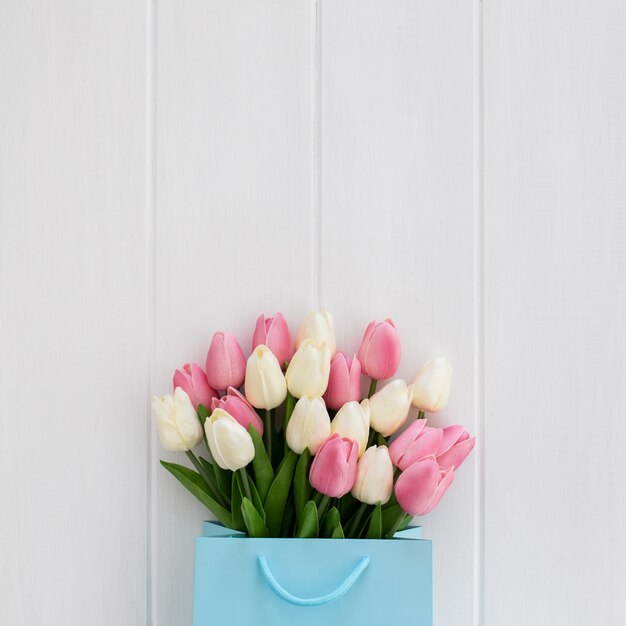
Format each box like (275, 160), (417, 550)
(193, 522), (432, 626)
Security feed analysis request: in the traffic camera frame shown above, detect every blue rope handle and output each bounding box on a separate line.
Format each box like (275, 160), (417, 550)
(257, 555), (370, 607)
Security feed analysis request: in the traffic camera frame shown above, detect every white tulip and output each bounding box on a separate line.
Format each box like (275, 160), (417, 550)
(351, 445), (394, 505)
(205, 409), (255, 471)
(245, 345), (287, 409)
(295, 310), (336, 356)
(411, 357), (452, 413)
(285, 339), (331, 399)
(369, 379), (414, 437)
(286, 396), (331, 455)
(152, 387), (204, 452)
(330, 399), (371, 457)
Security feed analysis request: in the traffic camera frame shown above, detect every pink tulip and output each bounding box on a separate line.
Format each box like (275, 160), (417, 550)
(395, 458), (455, 516)
(323, 353), (362, 410)
(389, 419), (443, 471)
(251, 312), (294, 367)
(172, 362), (218, 410)
(210, 386), (264, 435)
(436, 425), (476, 470)
(357, 319), (401, 380)
(309, 434), (359, 498)
(205, 331), (246, 391)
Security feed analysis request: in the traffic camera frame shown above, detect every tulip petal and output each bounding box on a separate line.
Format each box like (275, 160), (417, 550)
(395, 459), (440, 516)
(437, 436), (476, 470)
(415, 466), (455, 515)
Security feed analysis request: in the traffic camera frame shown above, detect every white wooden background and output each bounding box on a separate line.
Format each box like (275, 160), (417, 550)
(1, 1), (625, 625)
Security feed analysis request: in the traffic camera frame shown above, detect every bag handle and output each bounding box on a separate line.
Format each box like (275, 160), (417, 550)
(257, 555), (370, 607)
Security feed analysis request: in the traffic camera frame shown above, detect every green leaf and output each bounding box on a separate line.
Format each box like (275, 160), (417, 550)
(381, 504), (404, 537)
(213, 463), (232, 501)
(235, 470), (265, 522)
(241, 498), (270, 538)
(322, 506), (342, 538)
(281, 495), (296, 537)
(296, 500), (319, 538)
(230, 472), (245, 532)
(264, 450), (298, 536)
(293, 448), (312, 523)
(366, 503), (382, 539)
(376, 433), (388, 447)
(160, 461), (232, 528)
(198, 456), (231, 506)
(197, 404), (210, 425)
(399, 513), (413, 531)
(331, 523), (345, 539)
(249, 424), (274, 503)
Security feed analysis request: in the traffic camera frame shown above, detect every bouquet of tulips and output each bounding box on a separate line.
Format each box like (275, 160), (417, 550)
(152, 311), (475, 540)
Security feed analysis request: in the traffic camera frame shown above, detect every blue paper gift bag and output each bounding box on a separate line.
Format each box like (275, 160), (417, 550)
(193, 521), (432, 626)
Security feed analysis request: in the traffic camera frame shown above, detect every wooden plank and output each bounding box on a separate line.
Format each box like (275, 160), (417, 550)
(320, 2), (477, 624)
(154, 1), (313, 623)
(0, 1), (148, 624)
(484, 1), (626, 624)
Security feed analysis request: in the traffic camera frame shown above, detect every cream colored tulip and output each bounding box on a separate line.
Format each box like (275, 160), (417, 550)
(205, 409), (255, 471)
(286, 396), (331, 455)
(411, 357), (452, 413)
(351, 445), (394, 505)
(369, 379), (414, 437)
(285, 339), (331, 399)
(152, 387), (204, 452)
(244, 345), (287, 409)
(330, 399), (370, 457)
(295, 310), (336, 356)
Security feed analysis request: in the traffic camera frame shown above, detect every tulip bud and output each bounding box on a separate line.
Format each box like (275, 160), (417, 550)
(411, 357), (452, 413)
(357, 319), (401, 381)
(388, 419), (443, 471)
(173, 362), (219, 410)
(152, 387), (204, 452)
(296, 310), (336, 356)
(210, 386), (264, 435)
(368, 379), (414, 437)
(351, 445), (394, 505)
(330, 399), (370, 457)
(204, 409), (255, 471)
(205, 331), (246, 391)
(244, 345), (287, 410)
(323, 352), (362, 411)
(436, 425), (476, 470)
(285, 396), (331, 455)
(252, 312), (294, 367)
(395, 458), (454, 516)
(309, 433), (359, 498)
(285, 339), (331, 399)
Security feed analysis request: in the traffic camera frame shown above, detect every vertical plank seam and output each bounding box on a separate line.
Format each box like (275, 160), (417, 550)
(473, 0), (485, 625)
(146, 0), (158, 624)
(310, 0), (322, 309)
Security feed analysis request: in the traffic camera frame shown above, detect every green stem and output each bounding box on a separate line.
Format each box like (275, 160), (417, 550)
(239, 467), (252, 502)
(386, 509), (407, 539)
(317, 494), (331, 522)
(367, 378), (378, 398)
(185, 450), (227, 508)
(417, 410), (425, 420)
(283, 392), (296, 453)
(347, 502), (368, 538)
(264, 409), (273, 461)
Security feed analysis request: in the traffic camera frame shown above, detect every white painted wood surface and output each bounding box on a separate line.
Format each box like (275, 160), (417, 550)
(483, 1), (626, 625)
(0, 1), (148, 625)
(1, 1), (625, 625)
